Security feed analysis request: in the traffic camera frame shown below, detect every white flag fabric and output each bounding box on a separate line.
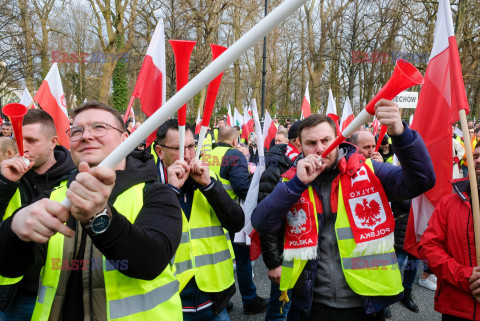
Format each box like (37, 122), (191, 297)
(234, 100), (266, 244)
(19, 88), (34, 108)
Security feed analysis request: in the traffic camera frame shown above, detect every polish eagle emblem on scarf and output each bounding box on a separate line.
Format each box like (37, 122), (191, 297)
(354, 198), (381, 227)
(349, 193), (387, 231)
(287, 208), (308, 235)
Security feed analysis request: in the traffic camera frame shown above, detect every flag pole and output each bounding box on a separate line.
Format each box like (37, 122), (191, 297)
(60, 0), (309, 209)
(459, 109), (480, 264)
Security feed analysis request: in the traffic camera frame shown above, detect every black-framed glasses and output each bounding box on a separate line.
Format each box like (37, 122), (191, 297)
(160, 144), (196, 151)
(66, 122), (124, 142)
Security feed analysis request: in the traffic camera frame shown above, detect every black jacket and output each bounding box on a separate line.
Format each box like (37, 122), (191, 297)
(257, 144), (293, 269)
(392, 199), (412, 251)
(0, 145), (76, 220)
(0, 150), (182, 317)
(0, 145), (76, 305)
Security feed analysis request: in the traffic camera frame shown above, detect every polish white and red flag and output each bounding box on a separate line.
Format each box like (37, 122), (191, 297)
(128, 19), (166, 146)
(263, 110), (277, 150)
(195, 109), (202, 135)
(372, 117), (379, 136)
(34, 63), (70, 148)
(340, 97), (355, 132)
(404, 0), (469, 258)
(326, 88), (340, 134)
(301, 82), (311, 119)
(227, 104), (233, 126)
(241, 103), (255, 142)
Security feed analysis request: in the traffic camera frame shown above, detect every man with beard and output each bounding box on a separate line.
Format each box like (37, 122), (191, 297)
(252, 99), (435, 320)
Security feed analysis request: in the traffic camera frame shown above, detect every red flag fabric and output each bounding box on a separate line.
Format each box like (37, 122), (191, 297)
(301, 82), (311, 119)
(241, 106), (254, 142)
(132, 19), (166, 146)
(340, 97), (355, 132)
(372, 117), (379, 136)
(263, 110), (277, 150)
(34, 63), (70, 148)
(195, 109), (201, 135)
(404, 0), (469, 258)
(327, 89), (340, 135)
(227, 105), (233, 126)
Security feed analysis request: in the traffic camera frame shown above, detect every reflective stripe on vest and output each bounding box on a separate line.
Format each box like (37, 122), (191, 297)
(173, 184), (234, 294)
(335, 158), (402, 296)
(0, 188), (24, 285)
(32, 181), (182, 321)
(279, 159), (403, 296)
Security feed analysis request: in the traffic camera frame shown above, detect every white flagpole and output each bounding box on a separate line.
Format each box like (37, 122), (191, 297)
(60, 0), (309, 209)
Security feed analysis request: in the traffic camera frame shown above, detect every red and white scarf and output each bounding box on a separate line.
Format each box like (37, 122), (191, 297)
(285, 143), (300, 162)
(340, 162), (395, 256)
(283, 158), (394, 260)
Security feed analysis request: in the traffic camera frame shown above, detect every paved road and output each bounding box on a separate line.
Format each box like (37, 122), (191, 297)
(229, 258), (440, 321)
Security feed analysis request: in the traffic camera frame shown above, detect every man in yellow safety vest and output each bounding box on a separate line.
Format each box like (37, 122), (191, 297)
(252, 99), (435, 320)
(0, 101), (183, 320)
(154, 119), (244, 320)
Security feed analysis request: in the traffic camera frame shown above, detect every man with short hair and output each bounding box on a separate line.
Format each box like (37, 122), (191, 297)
(275, 130), (289, 145)
(350, 131), (383, 162)
(1, 123), (12, 138)
(203, 125), (268, 315)
(0, 101), (183, 320)
(252, 100), (435, 320)
(155, 119), (244, 320)
(0, 137), (17, 163)
(0, 109), (76, 320)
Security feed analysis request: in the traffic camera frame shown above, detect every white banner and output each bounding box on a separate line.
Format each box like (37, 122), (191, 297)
(392, 91), (419, 109)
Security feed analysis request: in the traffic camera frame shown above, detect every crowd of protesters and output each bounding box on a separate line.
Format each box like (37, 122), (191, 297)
(1, 99), (480, 321)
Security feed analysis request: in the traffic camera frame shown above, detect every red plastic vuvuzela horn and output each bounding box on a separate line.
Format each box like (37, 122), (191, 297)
(169, 40), (196, 126)
(321, 59), (424, 158)
(201, 44), (228, 128)
(2, 103), (28, 156)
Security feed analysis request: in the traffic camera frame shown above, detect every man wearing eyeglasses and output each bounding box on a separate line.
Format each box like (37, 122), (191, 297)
(154, 119), (244, 321)
(0, 101), (183, 320)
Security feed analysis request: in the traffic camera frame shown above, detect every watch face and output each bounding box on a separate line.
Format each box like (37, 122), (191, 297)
(91, 214), (111, 234)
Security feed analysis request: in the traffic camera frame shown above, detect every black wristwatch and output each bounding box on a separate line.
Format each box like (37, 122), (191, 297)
(84, 207), (111, 234)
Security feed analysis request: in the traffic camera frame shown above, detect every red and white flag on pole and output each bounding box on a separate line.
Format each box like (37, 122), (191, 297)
(326, 88), (340, 135)
(326, 89), (338, 122)
(227, 104), (233, 126)
(263, 110), (277, 150)
(404, 0), (469, 258)
(34, 63), (70, 148)
(195, 109), (201, 135)
(372, 116), (379, 136)
(301, 82), (311, 119)
(340, 97), (355, 132)
(241, 104), (255, 142)
(128, 19), (166, 146)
